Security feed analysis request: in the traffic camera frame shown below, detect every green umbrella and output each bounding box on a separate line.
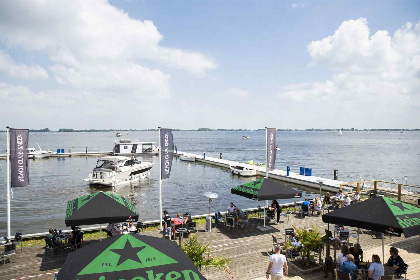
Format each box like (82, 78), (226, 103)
(58, 234), (206, 280)
(231, 178), (300, 200)
(231, 178), (300, 227)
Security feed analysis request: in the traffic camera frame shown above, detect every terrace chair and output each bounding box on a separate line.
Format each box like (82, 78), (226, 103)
(14, 232), (23, 252)
(272, 235), (281, 253)
(186, 222), (197, 233)
(136, 222), (144, 233)
(44, 237), (55, 257)
(238, 212), (249, 228)
(2, 242), (17, 264)
(334, 269), (351, 280)
(294, 205), (302, 217)
(225, 217), (236, 230)
(339, 231), (349, 247)
(257, 206), (265, 219)
(284, 228), (294, 243)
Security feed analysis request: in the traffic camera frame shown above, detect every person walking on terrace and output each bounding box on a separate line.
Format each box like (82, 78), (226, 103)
(266, 245), (288, 280)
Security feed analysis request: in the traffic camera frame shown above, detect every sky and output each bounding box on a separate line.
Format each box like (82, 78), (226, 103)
(0, 0), (419, 130)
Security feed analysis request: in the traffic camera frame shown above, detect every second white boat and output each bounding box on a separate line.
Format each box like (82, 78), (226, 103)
(85, 156), (153, 187)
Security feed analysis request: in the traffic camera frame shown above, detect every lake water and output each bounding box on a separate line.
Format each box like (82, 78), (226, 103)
(0, 130), (419, 236)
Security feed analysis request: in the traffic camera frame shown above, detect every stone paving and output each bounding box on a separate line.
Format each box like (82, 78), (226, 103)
(0, 213), (418, 280)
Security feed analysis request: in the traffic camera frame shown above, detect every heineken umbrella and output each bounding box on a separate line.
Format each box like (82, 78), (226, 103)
(65, 192), (138, 227)
(231, 178), (300, 200)
(231, 178), (300, 227)
(322, 196), (420, 261)
(58, 234), (206, 280)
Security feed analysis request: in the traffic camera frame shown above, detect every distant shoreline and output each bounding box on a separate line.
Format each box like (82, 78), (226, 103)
(1, 128), (420, 133)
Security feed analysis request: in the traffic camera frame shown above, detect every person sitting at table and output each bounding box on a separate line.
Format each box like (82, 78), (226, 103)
(183, 213), (192, 226)
(344, 193), (352, 207)
(349, 243), (363, 265)
(46, 228), (62, 248)
(312, 197), (322, 215)
(127, 222), (138, 233)
(323, 192), (331, 205)
(335, 189), (343, 201)
(384, 247), (405, 277)
(342, 254), (357, 280)
(173, 213), (184, 225)
(106, 223), (121, 237)
(368, 254), (384, 280)
(69, 226), (83, 250)
(227, 202), (236, 215)
(338, 245), (350, 268)
(353, 191), (360, 203)
(271, 199), (282, 224)
(235, 207), (246, 223)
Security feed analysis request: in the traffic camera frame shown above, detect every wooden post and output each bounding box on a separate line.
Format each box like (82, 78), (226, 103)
(357, 182), (360, 193)
(374, 181), (377, 191)
(398, 184), (402, 201)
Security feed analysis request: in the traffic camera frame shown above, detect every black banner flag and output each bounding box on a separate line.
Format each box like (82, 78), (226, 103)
(266, 128), (276, 171)
(160, 128), (174, 180)
(10, 128), (30, 187)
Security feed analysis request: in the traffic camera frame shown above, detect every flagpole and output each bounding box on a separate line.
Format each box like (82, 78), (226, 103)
(158, 127), (163, 231)
(264, 127), (268, 228)
(6, 126), (11, 239)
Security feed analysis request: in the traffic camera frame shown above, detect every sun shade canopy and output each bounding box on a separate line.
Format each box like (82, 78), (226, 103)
(65, 192), (138, 227)
(322, 196), (420, 237)
(231, 178), (300, 201)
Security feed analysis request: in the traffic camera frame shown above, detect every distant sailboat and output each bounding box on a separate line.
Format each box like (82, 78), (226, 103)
(337, 130), (343, 136)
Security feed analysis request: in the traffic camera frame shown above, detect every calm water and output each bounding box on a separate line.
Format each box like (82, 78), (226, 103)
(0, 130), (419, 236)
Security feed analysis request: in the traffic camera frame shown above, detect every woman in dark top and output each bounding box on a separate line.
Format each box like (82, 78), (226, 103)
(323, 192), (331, 205)
(349, 243), (363, 265)
(271, 199), (281, 224)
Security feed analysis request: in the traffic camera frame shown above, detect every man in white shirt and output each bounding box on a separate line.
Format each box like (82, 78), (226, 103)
(227, 202), (236, 215)
(266, 246), (288, 280)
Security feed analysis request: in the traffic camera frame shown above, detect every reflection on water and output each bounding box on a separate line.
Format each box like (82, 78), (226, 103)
(0, 130), (419, 236)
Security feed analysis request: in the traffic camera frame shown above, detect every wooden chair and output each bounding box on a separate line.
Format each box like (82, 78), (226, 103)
(334, 269), (351, 280)
(272, 235), (281, 253)
(44, 238), (55, 257)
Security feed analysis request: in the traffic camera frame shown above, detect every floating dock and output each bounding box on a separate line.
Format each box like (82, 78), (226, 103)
(176, 152), (349, 193)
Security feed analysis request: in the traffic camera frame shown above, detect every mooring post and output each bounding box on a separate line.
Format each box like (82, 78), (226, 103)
(374, 180), (377, 191)
(398, 184), (402, 201)
(357, 182), (360, 193)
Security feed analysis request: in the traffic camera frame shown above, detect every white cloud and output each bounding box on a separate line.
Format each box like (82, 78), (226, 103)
(227, 88), (250, 97)
(0, 0), (215, 101)
(280, 19), (420, 122)
(0, 82), (69, 105)
(0, 51), (49, 80)
(291, 3), (306, 9)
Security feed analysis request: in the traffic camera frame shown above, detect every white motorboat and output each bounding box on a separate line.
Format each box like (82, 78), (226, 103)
(27, 144), (51, 159)
(116, 132), (122, 137)
(230, 165), (257, 177)
(85, 156), (153, 187)
(113, 139), (159, 155)
(180, 154), (196, 162)
(242, 136), (250, 139)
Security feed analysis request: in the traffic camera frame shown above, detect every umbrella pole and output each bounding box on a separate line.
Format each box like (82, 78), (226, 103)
(263, 200), (267, 228)
(382, 233), (384, 263)
(357, 227), (360, 244)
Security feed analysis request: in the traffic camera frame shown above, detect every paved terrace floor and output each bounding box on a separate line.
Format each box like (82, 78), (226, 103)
(0, 213), (419, 280)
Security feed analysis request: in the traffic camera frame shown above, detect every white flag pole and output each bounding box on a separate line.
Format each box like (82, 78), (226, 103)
(264, 127), (268, 228)
(6, 126), (11, 239)
(158, 127), (163, 231)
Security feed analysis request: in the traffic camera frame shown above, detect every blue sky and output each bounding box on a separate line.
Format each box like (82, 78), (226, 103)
(0, 0), (419, 129)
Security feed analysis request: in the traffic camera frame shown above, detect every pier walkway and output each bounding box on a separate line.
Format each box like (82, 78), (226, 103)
(1, 214), (418, 280)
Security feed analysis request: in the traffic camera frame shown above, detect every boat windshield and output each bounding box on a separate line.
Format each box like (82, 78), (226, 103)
(96, 160), (116, 169)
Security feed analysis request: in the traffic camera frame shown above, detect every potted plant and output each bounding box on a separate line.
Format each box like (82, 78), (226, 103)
(284, 226), (324, 274)
(181, 234), (231, 271)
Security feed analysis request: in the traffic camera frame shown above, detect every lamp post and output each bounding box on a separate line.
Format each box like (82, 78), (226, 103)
(317, 180), (323, 198)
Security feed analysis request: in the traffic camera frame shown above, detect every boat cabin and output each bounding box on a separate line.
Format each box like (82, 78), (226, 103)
(113, 139), (158, 155)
